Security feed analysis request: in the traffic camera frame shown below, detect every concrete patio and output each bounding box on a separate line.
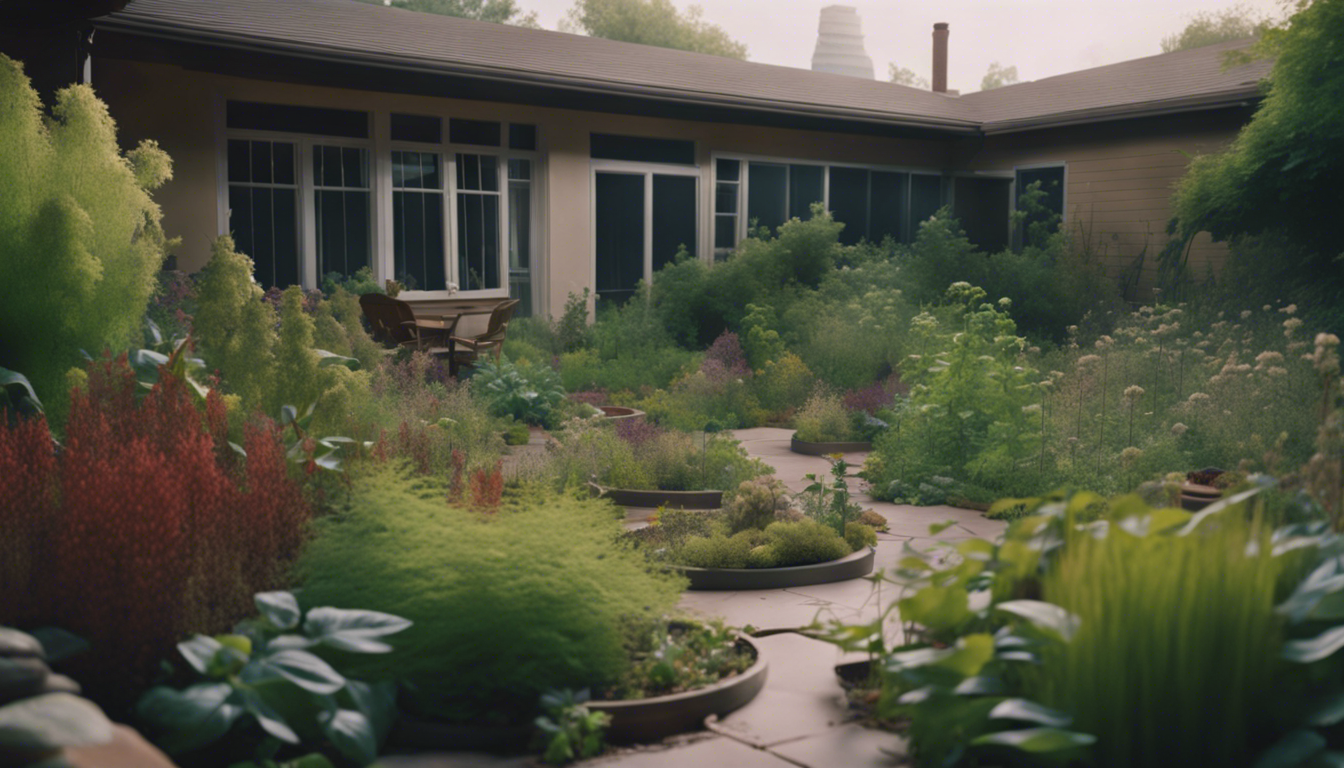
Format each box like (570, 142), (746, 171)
(382, 428), (1006, 768)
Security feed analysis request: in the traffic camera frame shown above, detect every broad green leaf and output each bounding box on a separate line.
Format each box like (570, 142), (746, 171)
(256, 650), (345, 695)
(972, 727), (1096, 752)
(997, 601), (1080, 642)
(1307, 690), (1344, 727)
(319, 708), (377, 766)
(954, 676), (1006, 696)
(239, 688), (298, 744)
(255, 591), (301, 631)
(899, 586), (973, 632)
(0, 367), (43, 412)
(315, 349), (361, 371)
(929, 520), (959, 535)
(989, 497), (1034, 518)
(304, 607), (413, 654)
(178, 635), (224, 675)
(343, 680), (398, 743)
(1285, 626), (1344, 664)
(1252, 729), (1327, 768)
(1177, 486), (1266, 536)
(933, 634), (995, 678)
(136, 683), (242, 754)
(280, 405), (298, 426)
(989, 699), (1072, 727)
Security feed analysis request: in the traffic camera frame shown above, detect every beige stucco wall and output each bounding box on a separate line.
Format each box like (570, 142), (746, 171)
(952, 109), (1252, 297)
(93, 57), (951, 320)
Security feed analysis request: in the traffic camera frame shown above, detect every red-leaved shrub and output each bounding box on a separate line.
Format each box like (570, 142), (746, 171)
(0, 415), (57, 627)
(0, 355), (312, 711)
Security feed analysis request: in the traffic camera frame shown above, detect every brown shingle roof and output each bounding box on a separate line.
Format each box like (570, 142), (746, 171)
(94, 0), (1273, 133)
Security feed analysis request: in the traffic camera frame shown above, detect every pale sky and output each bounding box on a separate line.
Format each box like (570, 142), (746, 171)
(525, 0), (1285, 93)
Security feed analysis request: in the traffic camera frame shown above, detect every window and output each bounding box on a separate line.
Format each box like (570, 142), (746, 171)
(450, 119), (501, 147)
(227, 101), (368, 139)
(391, 113), (442, 144)
(392, 151), (445, 291)
(714, 155), (945, 251)
(313, 145), (371, 281)
(953, 176), (1012, 253)
(227, 139), (299, 289)
(593, 166), (698, 307)
(507, 159), (534, 316)
(1014, 165), (1066, 249)
(455, 153), (501, 291)
(591, 134), (696, 165)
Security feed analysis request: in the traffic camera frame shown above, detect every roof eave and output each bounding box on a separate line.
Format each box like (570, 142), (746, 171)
(978, 88), (1264, 135)
(91, 16), (981, 135)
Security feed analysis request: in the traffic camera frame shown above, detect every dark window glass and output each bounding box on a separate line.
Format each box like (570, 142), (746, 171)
(953, 177), (1012, 253)
(909, 174), (944, 235)
(715, 215), (737, 250)
(715, 182), (737, 215)
(456, 194), (500, 290)
(591, 133), (695, 165)
(869, 171), (908, 243)
(788, 164), (825, 222)
(227, 139), (250, 183)
(508, 158), (530, 181)
(393, 190), (446, 291)
(226, 100), (368, 138)
(508, 172), (533, 317)
(508, 123), (537, 151)
(456, 153), (498, 192)
(249, 140), (272, 184)
(341, 146), (366, 188)
(391, 113), (442, 144)
(314, 146), (370, 280)
(1015, 166), (1065, 249)
(450, 118), (501, 147)
(829, 166), (870, 246)
(228, 139), (298, 288)
(272, 142), (295, 185)
(594, 172), (645, 306)
(272, 188), (299, 286)
(746, 162), (787, 232)
(652, 174), (697, 271)
(716, 158), (740, 182)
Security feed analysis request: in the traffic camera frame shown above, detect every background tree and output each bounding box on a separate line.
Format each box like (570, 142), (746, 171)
(563, 0), (747, 59)
(354, 0), (539, 27)
(1161, 5), (1273, 52)
(979, 61), (1018, 91)
(1169, 0), (1343, 303)
(888, 64), (930, 90)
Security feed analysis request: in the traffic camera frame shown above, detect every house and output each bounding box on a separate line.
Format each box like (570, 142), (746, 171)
(4, 0), (1272, 318)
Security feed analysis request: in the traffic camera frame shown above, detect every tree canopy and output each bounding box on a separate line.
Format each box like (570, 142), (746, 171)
(889, 64), (929, 90)
(563, 0), (747, 59)
(1170, 0), (1344, 271)
(1161, 5), (1273, 52)
(353, 0), (539, 27)
(979, 61), (1018, 91)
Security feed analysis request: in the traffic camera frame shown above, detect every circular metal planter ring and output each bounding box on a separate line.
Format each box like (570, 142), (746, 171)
(677, 546), (876, 591)
(789, 434), (872, 456)
(589, 636), (768, 745)
(589, 482), (723, 510)
(595, 405), (646, 423)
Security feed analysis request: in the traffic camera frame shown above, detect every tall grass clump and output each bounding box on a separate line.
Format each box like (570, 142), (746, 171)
(0, 56), (174, 424)
(296, 467), (685, 723)
(1031, 510), (1286, 767)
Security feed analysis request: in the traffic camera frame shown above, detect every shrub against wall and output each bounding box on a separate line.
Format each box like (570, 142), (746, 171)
(0, 56), (173, 422)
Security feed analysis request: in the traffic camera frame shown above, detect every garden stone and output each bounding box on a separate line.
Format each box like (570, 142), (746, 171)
(39, 675), (81, 696)
(0, 693), (114, 760)
(0, 657), (50, 703)
(0, 629), (44, 660)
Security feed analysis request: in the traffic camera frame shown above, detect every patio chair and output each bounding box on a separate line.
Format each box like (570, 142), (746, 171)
(358, 293), (455, 354)
(449, 298), (520, 369)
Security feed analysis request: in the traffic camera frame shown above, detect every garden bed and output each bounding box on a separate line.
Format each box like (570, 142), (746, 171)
(790, 434), (872, 456)
(595, 405), (646, 423)
(589, 482), (723, 510)
(677, 545), (876, 591)
(589, 635), (768, 744)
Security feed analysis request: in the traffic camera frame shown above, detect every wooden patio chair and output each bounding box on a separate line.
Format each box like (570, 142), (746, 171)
(449, 298), (520, 370)
(358, 293), (455, 354)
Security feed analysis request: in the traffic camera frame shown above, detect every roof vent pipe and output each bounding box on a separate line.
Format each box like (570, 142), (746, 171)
(932, 22), (949, 93)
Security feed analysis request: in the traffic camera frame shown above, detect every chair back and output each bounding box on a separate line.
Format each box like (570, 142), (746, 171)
(480, 298), (521, 343)
(359, 293), (418, 345)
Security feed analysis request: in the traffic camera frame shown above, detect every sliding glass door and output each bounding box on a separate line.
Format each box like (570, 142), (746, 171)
(594, 168), (698, 307)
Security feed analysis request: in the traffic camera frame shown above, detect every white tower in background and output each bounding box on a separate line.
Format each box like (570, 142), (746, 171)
(811, 5), (875, 79)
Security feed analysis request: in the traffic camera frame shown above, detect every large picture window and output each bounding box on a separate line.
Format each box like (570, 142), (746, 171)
(227, 139), (299, 289)
(392, 150), (446, 291)
(313, 145), (371, 281)
(455, 153), (501, 292)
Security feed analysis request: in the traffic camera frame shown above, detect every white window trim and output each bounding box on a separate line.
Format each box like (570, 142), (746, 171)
(219, 105), (542, 303)
(711, 152), (946, 251)
(589, 159), (702, 302)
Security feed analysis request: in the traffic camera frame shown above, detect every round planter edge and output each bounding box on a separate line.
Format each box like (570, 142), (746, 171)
(589, 636), (768, 745)
(789, 434), (873, 456)
(589, 482), (723, 510)
(677, 546), (877, 591)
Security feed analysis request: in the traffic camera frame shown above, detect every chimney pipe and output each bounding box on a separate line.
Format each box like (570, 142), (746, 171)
(932, 22), (949, 93)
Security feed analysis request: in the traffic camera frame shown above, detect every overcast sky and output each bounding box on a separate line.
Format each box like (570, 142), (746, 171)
(526, 0), (1285, 93)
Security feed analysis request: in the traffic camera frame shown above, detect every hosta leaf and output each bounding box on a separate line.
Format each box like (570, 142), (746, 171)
(1285, 626), (1344, 664)
(997, 601), (1080, 642)
(989, 699), (1072, 727)
(239, 688), (298, 744)
(319, 708), (377, 766)
(972, 727), (1095, 752)
(256, 650), (345, 694)
(1252, 729), (1327, 768)
(315, 349), (361, 371)
(1307, 690), (1344, 727)
(304, 607), (412, 654)
(255, 591), (301, 631)
(178, 635), (224, 675)
(136, 683), (242, 754)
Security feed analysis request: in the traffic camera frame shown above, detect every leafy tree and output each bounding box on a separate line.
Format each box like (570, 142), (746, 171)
(0, 55), (173, 424)
(888, 64), (930, 89)
(352, 0), (539, 27)
(979, 61), (1018, 91)
(1170, 0), (1344, 280)
(563, 0), (747, 59)
(1161, 4), (1273, 52)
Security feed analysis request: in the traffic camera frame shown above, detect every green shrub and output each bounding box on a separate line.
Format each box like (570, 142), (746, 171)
(297, 468), (685, 723)
(556, 289), (591, 353)
(844, 521), (877, 550)
(752, 352), (816, 417)
(193, 237), (280, 413)
(760, 520), (852, 566)
(721, 476), (791, 533)
(321, 265), (382, 297)
(676, 531), (752, 569)
(793, 390), (852, 442)
(471, 357), (567, 427)
(0, 58), (173, 424)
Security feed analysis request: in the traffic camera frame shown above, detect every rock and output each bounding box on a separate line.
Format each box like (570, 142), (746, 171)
(64, 725), (179, 768)
(40, 675), (81, 696)
(0, 657), (50, 703)
(0, 693), (115, 758)
(0, 629), (44, 660)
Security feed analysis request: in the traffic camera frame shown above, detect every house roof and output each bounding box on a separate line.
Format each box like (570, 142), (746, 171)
(92, 0), (1273, 136)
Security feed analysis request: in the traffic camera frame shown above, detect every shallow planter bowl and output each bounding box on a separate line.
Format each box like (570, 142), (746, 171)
(1179, 482), (1223, 511)
(789, 434), (872, 456)
(589, 636), (768, 744)
(589, 482), (722, 510)
(678, 546), (876, 591)
(595, 405), (645, 423)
